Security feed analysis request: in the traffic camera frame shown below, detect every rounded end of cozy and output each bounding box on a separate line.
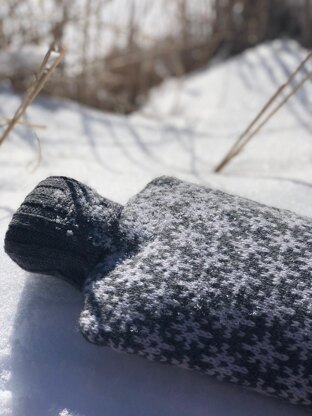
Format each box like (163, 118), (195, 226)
(4, 176), (123, 289)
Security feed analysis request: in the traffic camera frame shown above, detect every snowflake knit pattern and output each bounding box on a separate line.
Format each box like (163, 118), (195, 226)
(5, 176), (312, 406)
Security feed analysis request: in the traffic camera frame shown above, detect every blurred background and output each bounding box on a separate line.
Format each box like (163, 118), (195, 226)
(0, 0), (311, 114)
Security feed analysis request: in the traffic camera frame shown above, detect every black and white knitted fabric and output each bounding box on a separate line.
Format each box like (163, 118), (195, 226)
(4, 175), (312, 406)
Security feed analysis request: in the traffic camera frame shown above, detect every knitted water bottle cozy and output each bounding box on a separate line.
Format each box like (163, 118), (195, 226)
(4, 175), (312, 406)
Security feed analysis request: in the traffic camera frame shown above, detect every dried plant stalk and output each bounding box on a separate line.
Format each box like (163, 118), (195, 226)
(225, 70), (312, 163)
(0, 42), (65, 146)
(214, 50), (312, 173)
(0, 118), (46, 129)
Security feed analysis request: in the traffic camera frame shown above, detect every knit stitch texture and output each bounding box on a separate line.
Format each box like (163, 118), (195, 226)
(5, 175), (312, 406)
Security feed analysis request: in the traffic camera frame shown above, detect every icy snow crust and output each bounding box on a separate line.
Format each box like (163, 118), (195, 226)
(0, 40), (312, 415)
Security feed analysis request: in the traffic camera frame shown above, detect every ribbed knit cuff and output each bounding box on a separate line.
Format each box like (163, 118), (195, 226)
(5, 176), (123, 289)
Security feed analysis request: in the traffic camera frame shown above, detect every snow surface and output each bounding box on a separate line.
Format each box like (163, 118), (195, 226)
(0, 39), (312, 415)
(0, 46), (49, 81)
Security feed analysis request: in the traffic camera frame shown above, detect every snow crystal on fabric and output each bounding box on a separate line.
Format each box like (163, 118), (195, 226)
(80, 176), (312, 406)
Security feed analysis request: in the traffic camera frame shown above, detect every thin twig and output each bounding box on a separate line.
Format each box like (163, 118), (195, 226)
(24, 111), (42, 172)
(0, 118), (46, 129)
(0, 43), (65, 146)
(214, 50), (312, 173)
(37, 39), (58, 76)
(226, 70), (312, 161)
(30, 129), (42, 172)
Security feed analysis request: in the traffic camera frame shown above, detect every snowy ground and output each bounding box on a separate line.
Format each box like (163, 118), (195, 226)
(0, 39), (312, 415)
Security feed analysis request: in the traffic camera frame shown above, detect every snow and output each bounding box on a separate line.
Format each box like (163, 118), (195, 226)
(0, 46), (48, 81)
(0, 39), (312, 415)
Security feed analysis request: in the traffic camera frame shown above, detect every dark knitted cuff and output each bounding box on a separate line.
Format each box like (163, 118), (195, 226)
(4, 176), (123, 289)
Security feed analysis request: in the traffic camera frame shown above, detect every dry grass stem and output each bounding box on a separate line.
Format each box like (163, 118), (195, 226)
(214, 50), (312, 173)
(0, 118), (46, 129)
(0, 43), (65, 146)
(27, 118), (43, 172)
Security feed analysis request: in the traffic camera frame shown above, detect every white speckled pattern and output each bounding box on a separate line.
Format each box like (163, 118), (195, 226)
(80, 176), (312, 407)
